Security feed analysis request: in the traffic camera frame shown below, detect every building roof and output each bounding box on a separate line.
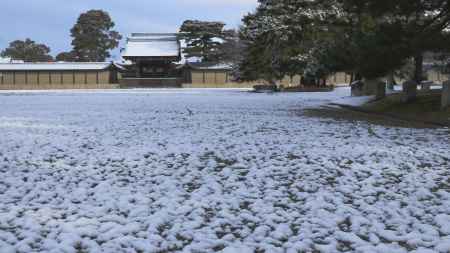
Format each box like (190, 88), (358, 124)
(122, 33), (181, 58)
(186, 62), (233, 70)
(0, 62), (113, 71)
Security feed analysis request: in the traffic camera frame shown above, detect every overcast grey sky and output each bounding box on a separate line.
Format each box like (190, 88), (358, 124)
(0, 0), (257, 59)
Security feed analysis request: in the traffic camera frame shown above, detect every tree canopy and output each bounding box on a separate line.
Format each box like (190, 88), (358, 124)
(238, 0), (450, 84)
(1, 38), (53, 62)
(238, 0), (311, 83)
(179, 20), (234, 62)
(55, 51), (77, 62)
(70, 10), (122, 62)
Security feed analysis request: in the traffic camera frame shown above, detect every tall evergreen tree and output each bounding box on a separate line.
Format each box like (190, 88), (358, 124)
(179, 20), (227, 62)
(216, 29), (244, 64)
(1, 38), (53, 62)
(70, 10), (122, 62)
(238, 0), (312, 84)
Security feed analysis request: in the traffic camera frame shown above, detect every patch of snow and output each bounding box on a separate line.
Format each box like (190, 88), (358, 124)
(122, 33), (179, 58)
(0, 88), (448, 252)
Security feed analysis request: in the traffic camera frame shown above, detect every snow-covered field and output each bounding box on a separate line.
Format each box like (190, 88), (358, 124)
(0, 88), (449, 253)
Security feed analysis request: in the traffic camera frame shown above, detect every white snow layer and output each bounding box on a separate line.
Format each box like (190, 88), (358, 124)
(122, 34), (180, 58)
(0, 89), (449, 253)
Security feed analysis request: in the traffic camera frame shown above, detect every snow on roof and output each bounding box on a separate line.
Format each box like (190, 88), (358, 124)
(122, 33), (180, 58)
(0, 62), (112, 71)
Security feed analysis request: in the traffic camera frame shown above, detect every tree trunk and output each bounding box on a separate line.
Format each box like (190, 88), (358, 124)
(404, 53), (423, 102)
(414, 53), (423, 83)
(403, 80), (418, 103)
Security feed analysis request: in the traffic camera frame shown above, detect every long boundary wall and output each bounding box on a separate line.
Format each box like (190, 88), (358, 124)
(184, 70), (257, 88)
(185, 69), (449, 88)
(185, 69), (353, 88)
(1, 68), (448, 90)
(0, 70), (118, 90)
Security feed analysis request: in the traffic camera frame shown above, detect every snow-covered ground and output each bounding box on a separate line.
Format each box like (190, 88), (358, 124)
(0, 88), (449, 253)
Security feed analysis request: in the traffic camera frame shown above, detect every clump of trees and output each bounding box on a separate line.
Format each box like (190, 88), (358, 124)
(238, 0), (450, 97)
(1, 38), (53, 62)
(1, 9), (121, 63)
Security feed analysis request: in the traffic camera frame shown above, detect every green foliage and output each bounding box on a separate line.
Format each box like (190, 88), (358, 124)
(55, 51), (77, 62)
(70, 10), (122, 62)
(1, 38), (53, 62)
(216, 29), (244, 64)
(239, 0), (450, 84)
(237, 0), (311, 83)
(179, 20), (228, 62)
(321, 0), (450, 80)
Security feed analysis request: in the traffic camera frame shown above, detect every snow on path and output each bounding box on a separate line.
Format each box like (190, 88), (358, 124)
(0, 89), (449, 253)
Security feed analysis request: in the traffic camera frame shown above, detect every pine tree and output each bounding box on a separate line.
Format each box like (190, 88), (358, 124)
(216, 29), (244, 64)
(238, 0), (312, 84)
(70, 10), (122, 62)
(179, 20), (228, 62)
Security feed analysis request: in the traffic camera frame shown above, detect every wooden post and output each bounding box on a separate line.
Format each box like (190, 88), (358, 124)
(442, 80), (450, 110)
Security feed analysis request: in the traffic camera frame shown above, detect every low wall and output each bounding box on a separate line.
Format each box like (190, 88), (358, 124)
(187, 69), (352, 88)
(0, 83), (118, 90)
(427, 70), (449, 84)
(182, 82), (256, 88)
(0, 70), (117, 90)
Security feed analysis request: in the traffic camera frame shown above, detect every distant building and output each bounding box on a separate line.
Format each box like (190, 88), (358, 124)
(120, 33), (182, 87)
